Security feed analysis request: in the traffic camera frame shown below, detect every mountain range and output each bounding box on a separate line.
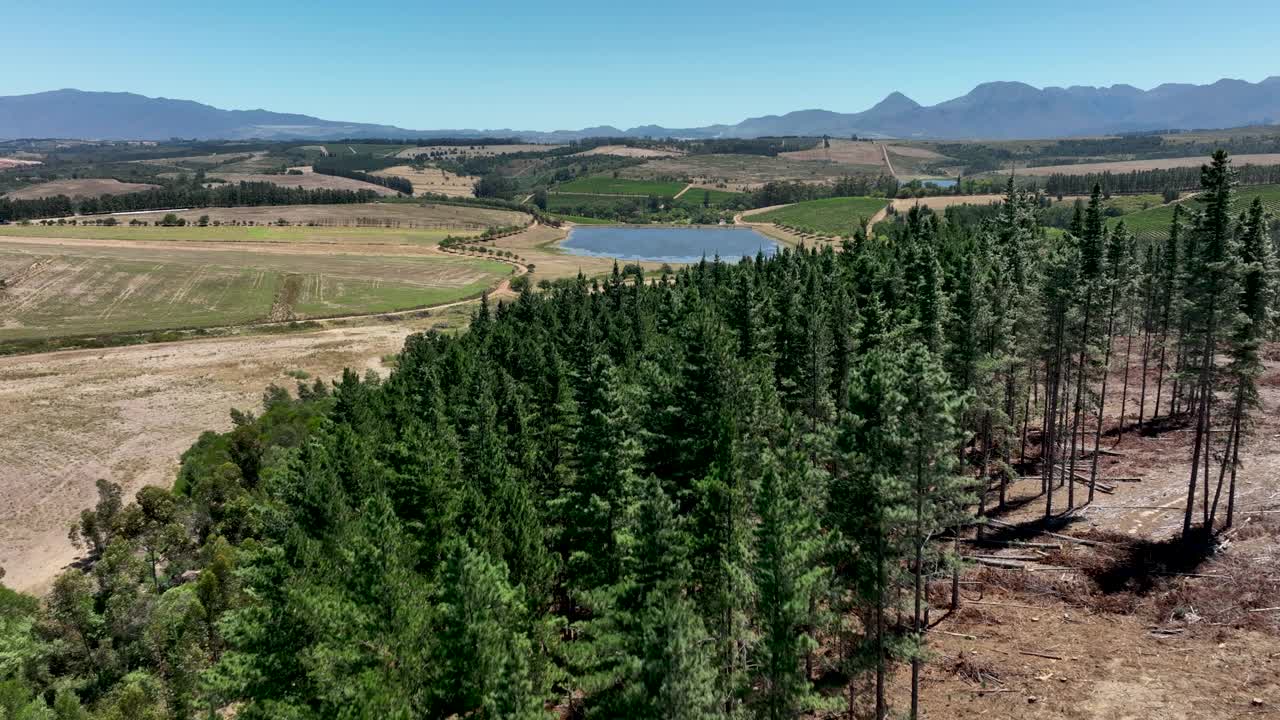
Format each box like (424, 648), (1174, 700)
(2, 78), (1279, 142)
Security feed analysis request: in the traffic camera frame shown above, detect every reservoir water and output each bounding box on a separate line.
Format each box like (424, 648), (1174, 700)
(560, 226), (781, 264)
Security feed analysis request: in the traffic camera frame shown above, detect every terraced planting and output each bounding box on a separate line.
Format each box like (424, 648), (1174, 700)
(554, 177), (687, 196)
(746, 196), (889, 237)
(675, 188), (747, 209)
(1112, 184), (1280, 242)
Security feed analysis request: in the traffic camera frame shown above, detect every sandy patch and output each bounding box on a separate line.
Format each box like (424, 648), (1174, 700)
(0, 158), (42, 170)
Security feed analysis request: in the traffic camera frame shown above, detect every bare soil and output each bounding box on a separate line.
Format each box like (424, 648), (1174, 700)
(856, 345), (1280, 719)
(5, 178), (162, 200)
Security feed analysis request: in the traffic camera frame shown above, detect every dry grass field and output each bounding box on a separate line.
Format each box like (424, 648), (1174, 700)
(60, 202), (525, 229)
(5, 178), (161, 199)
(778, 138), (886, 164)
(210, 172), (399, 195)
(374, 165), (478, 197)
(0, 305), (475, 593)
(1013, 153), (1280, 176)
(573, 145), (684, 158)
(394, 143), (562, 159)
(0, 234), (511, 341)
(0, 158), (42, 169)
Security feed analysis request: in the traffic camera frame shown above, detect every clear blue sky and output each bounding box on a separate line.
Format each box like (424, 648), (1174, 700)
(5, 0), (1278, 131)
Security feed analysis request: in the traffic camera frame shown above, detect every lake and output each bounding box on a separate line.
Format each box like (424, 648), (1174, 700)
(560, 226), (781, 264)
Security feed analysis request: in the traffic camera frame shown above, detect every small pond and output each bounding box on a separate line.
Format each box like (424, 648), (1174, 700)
(914, 178), (958, 188)
(560, 226), (780, 264)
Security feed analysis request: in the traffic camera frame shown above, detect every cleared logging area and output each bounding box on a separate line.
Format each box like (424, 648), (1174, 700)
(0, 238), (510, 342)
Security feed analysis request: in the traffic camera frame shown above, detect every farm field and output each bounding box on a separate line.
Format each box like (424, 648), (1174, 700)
(394, 144), (562, 159)
(546, 193), (637, 215)
(674, 187), (746, 208)
(4, 178), (161, 199)
(1014, 153), (1280, 176)
(211, 172), (400, 195)
(323, 143), (412, 157)
(374, 165), (478, 197)
(554, 176), (687, 196)
(1113, 183), (1280, 241)
(619, 153), (885, 190)
(49, 201), (525, 228)
(572, 145), (684, 158)
(0, 236), (511, 342)
(0, 224), (466, 246)
(745, 196), (889, 236)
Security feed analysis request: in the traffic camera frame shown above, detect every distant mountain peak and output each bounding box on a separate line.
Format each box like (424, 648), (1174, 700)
(868, 91), (920, 114)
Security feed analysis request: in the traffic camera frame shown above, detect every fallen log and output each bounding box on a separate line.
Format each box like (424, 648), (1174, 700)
(975, 558), (1028, 569)
(970, 600), (1047, 610)
(1018, 649), (1065, 661)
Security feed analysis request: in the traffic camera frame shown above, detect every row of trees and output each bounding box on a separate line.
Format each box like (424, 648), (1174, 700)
(1041, 161), (1280, 196)
(0, 152), (1273, 719)
(0, 182), (382, 222)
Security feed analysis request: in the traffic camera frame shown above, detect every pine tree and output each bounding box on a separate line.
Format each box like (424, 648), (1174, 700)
(1212, 197), (1273, 529)
(433, 540), (548, 719)
(751, 434), (826, 719)
(1183, 150), (1237, 540)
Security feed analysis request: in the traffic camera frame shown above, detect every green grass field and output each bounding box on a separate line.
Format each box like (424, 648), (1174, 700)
(1111, 185), (1280, 243)
(0, 224), (462, 246)
(555, 177), (687, 196)
(0, 240), (510, 342)
(747, 197), (889, 237)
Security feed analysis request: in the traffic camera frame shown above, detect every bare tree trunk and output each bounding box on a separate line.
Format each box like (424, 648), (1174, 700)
(1138, 311), (1154, 431)
(1118, 304), (1136, 436)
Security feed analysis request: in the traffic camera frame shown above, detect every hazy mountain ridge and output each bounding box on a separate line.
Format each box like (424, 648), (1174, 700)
(2, 78), (1279, 142)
